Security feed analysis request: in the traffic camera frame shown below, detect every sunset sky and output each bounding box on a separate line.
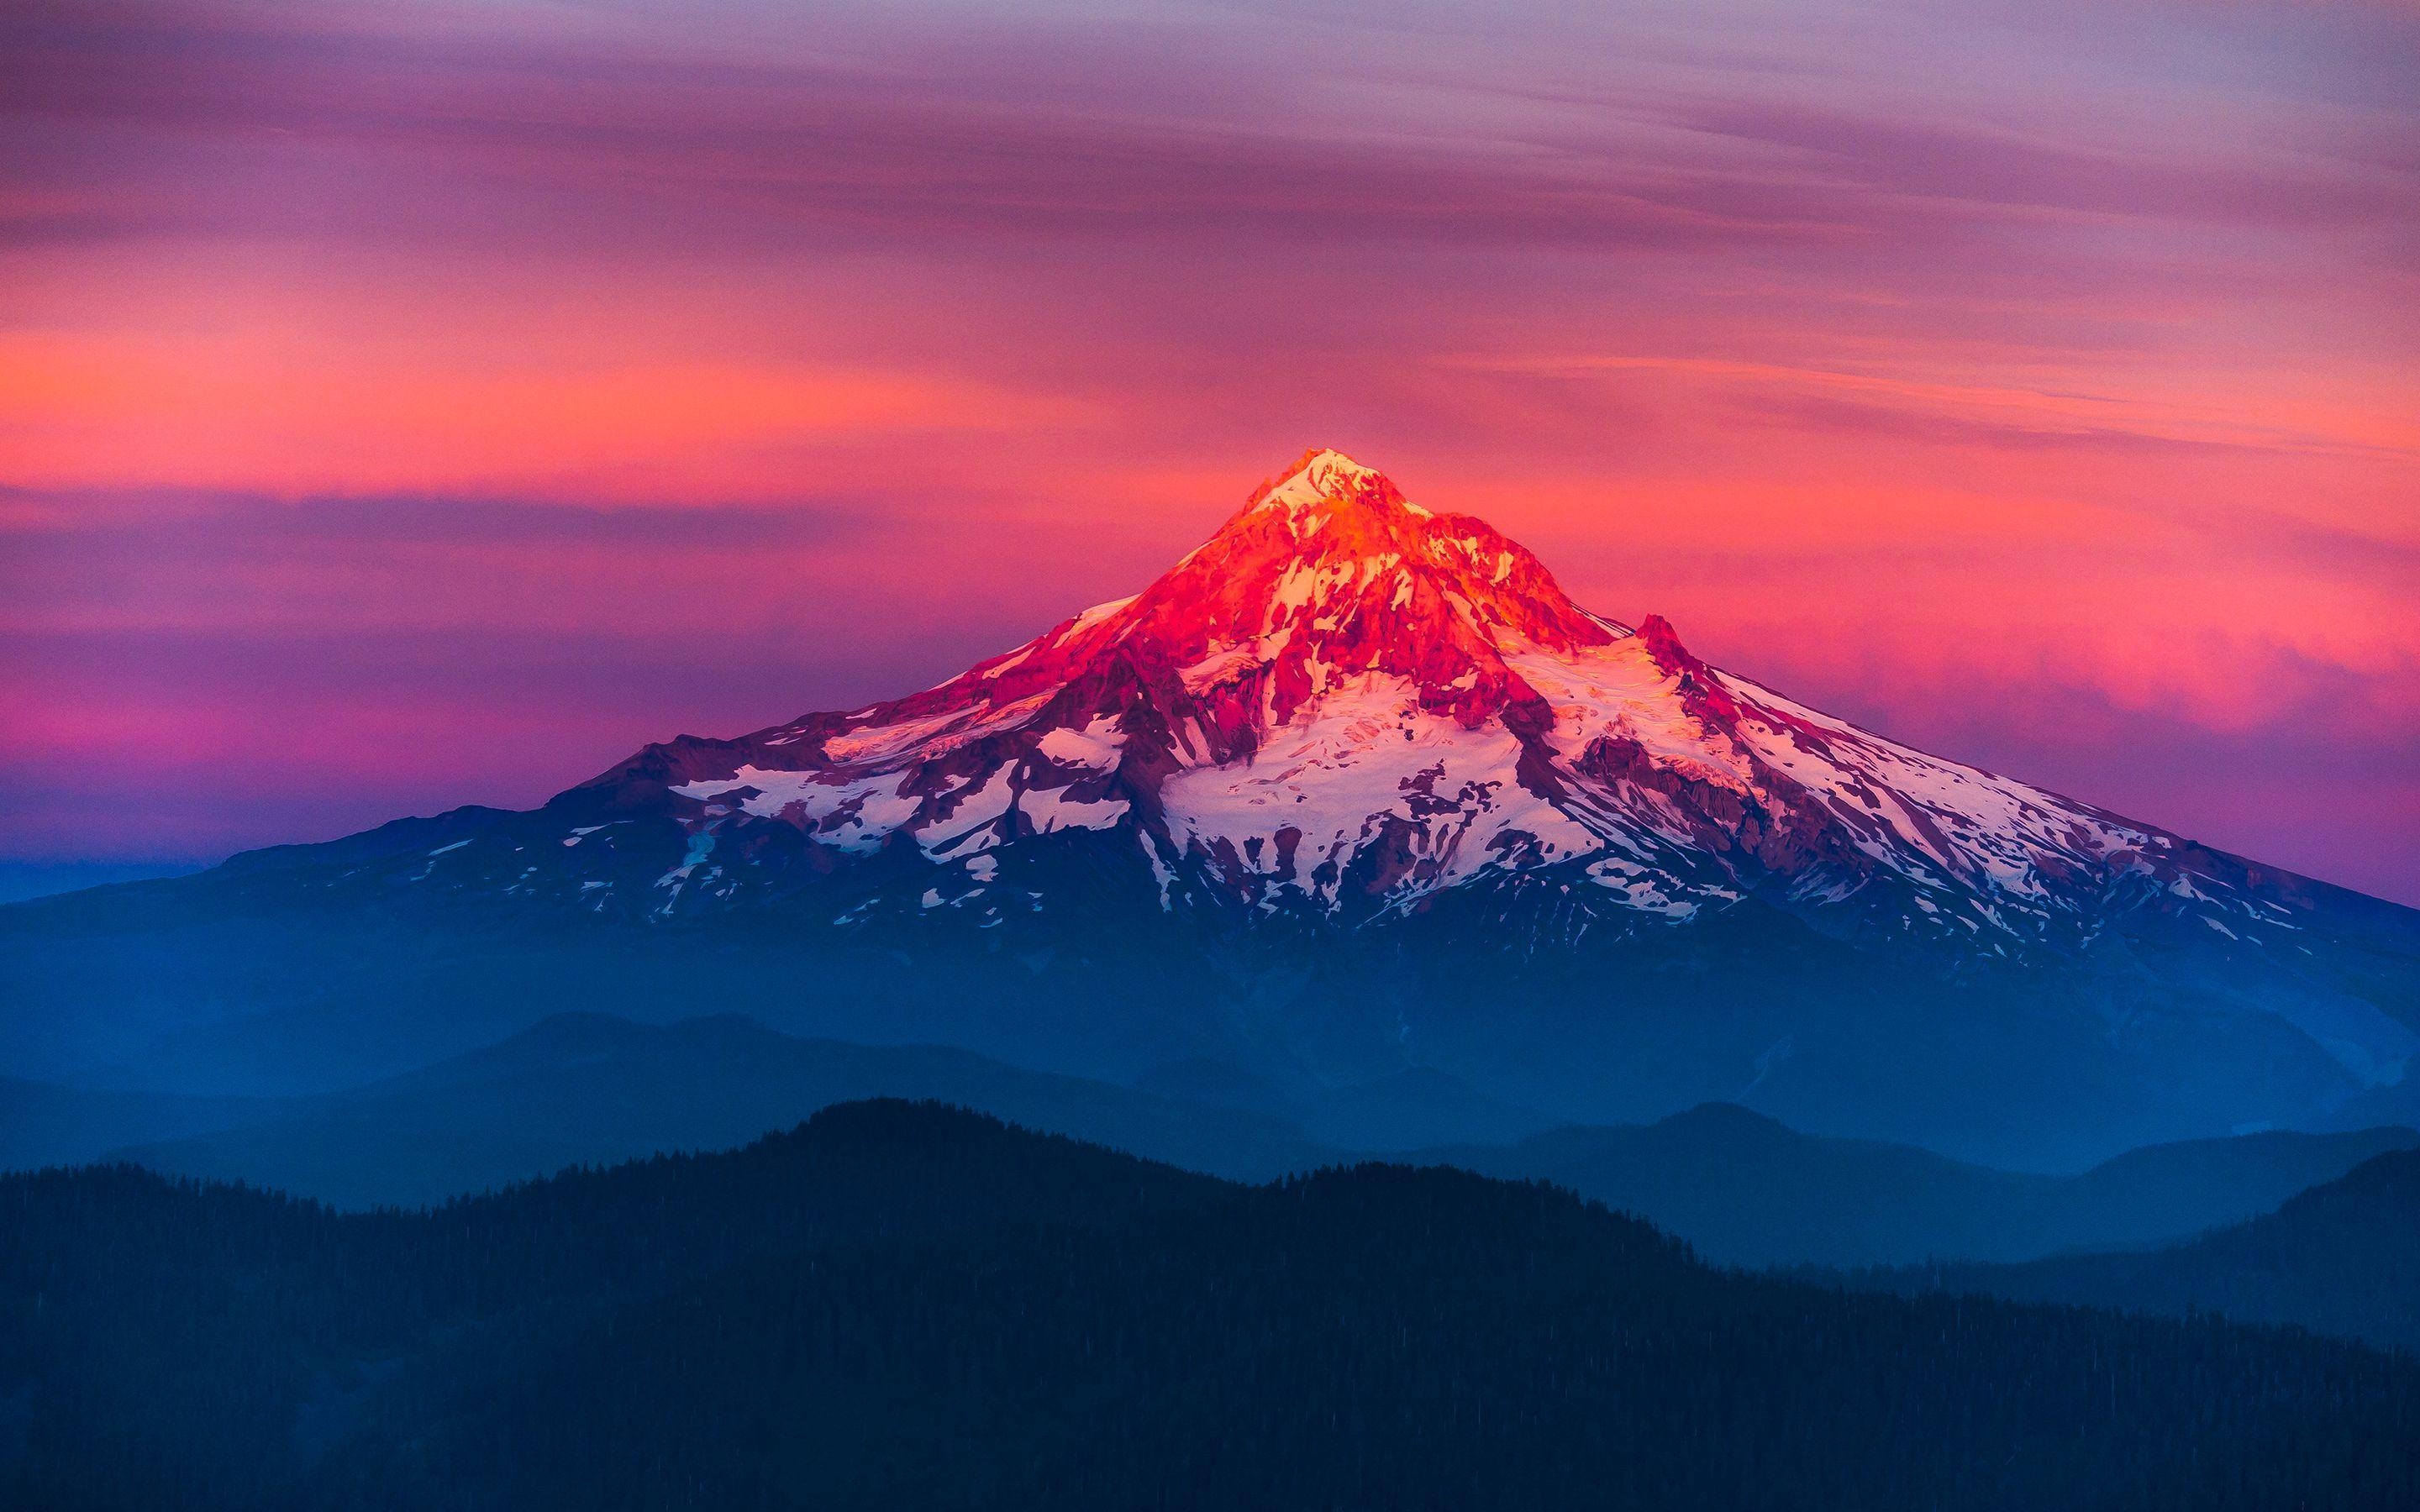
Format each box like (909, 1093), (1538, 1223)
(3, 0), (2416, 903)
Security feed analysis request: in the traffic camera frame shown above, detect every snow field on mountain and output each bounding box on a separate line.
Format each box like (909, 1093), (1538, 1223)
(1159, 673), (1602, 911)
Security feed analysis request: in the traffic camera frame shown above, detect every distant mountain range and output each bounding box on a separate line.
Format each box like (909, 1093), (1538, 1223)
(0, 1011), (2390, 1269)
(94, 1014), (1332, 1207)
(0, 1076), (292, 1173)
(1413, 1105), (2420, 1268)
(11, 1100), (2418, 1511)
(1852, 1144), (2420, 1354)
(7, 449), (2417, 1168)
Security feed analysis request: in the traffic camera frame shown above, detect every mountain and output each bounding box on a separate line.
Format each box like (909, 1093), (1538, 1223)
(0, 1101), (1230, 1512)
(11, 1100), (2420, 1511)
(0, 1078), (299, 1173)
(2317, 1072), (2420, 1135)
(106, 1011), (2402, 1261)
(109, 1013), (1333, 1207)
(103, 1016), (1565, 1210)
(1132, 1053), (1563, 1149)
(8, 449), (2417, 1166)
(1414, 1104), (2420, 1268)
(1853, 1146), (2420, 1353)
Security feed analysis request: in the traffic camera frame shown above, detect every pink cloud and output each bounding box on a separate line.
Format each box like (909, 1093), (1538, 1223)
(0, 0), (2413, 904)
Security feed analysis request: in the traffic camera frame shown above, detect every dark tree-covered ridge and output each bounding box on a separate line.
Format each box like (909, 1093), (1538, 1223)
(6, 1100), (2417, 1510)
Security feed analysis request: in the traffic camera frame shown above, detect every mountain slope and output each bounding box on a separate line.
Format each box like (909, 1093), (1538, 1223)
(105, 1011), (2405, 1260)
(111, 1014), (1333, 1206)
(1417, 1105), (2420, 1268)
(11, 1102), (2420, 1511)
(0, 1100), (1233, 1512)
(7, 449), (2417, 1166)
(1856, 1146), (2420, 1352)
(0, 1078), (301, 1173)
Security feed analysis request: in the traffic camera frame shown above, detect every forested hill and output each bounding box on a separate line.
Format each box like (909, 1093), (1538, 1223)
(8, 1101), (2419, 1511)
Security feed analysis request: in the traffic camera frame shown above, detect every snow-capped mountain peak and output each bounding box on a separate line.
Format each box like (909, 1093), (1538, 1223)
(511, 450), (2383, 1005)
(1251, 447), (1394, 517)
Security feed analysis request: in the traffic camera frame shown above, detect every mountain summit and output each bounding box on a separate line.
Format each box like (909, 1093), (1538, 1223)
(11, 450), (2418, 1165)
(566, 449), (2354, 963)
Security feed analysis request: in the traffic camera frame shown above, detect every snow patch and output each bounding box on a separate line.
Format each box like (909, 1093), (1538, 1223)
(823, 689), (1056, 766)
(1036, 716), (1126, 771)
(1018, 786), (1130, 834)
(1181, 644), (1262, 694)
(675, 768), (922, 854)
